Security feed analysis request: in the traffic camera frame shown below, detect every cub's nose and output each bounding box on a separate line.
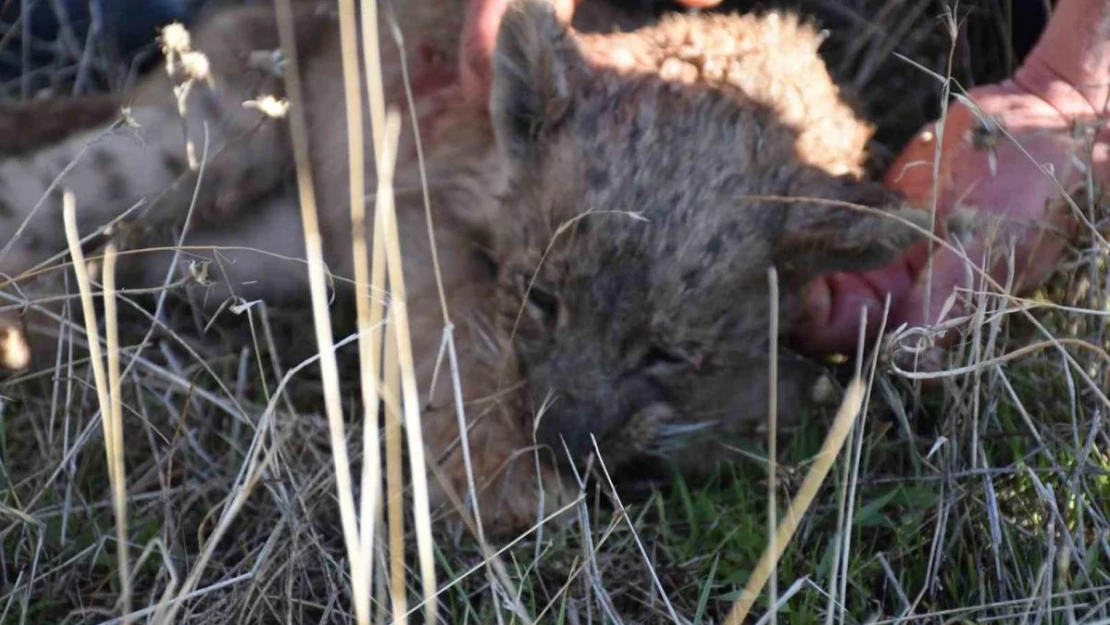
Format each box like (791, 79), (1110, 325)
(532, 392), (656, 471)
(532, 396), (597, 470)
(535, 400), (687, 473)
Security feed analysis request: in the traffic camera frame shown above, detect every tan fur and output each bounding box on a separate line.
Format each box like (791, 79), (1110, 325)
(0, 0), (926, 532)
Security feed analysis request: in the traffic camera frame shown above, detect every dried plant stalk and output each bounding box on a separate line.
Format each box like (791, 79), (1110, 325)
(724, 377), (866, 625)
(272, 1), (368, 623)
(63, 193), (131, 624)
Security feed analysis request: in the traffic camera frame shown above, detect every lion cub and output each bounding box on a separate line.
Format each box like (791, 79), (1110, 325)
(0, 0), (926, 531)
(489, 2), (927, 485)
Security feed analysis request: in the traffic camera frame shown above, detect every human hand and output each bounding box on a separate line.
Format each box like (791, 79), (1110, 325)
(460, 0), (724, 107)
(797, 78), (1108, 361)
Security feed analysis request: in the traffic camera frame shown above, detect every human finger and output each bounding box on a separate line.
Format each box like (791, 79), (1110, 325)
(795, 255), (917, 355)
(460, 0), (581, 107)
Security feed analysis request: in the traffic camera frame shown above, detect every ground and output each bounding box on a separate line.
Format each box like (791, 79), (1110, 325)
(1, 0), (1107, 623)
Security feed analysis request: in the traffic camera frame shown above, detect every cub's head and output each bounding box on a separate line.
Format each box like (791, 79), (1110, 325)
(488, 0), (926, 477)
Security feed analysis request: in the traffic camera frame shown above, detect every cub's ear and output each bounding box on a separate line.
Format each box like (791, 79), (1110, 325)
(773, 177), (932, 283)
(491, 0), (579, 163)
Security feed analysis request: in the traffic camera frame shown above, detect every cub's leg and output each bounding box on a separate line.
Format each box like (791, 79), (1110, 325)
(0, 94), (123, 158)
(0, 3), (343, 281)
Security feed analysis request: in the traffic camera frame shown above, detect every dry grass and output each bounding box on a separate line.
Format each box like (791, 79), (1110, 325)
(2, 0), (1109, 624)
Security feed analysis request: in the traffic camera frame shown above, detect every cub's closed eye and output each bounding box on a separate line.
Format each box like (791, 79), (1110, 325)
(517, 273), (560, 323)
(527, 284), (559, 320)
(642, 346), (689, 371)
